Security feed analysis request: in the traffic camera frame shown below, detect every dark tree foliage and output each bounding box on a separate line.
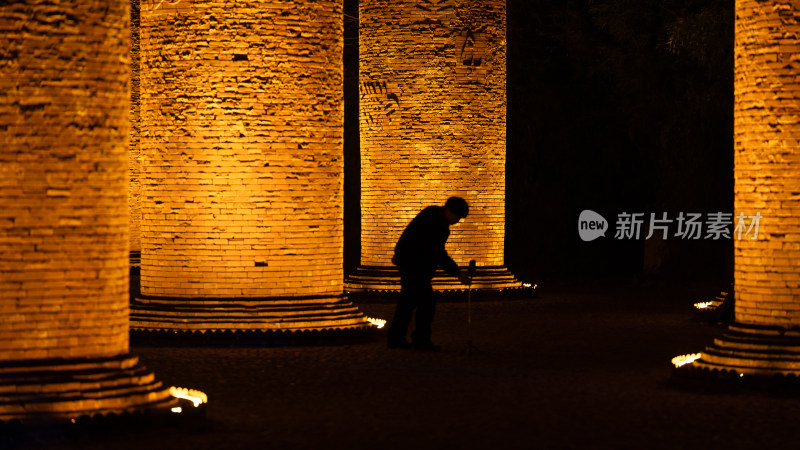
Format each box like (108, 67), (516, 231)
(506, 0), (734, 283)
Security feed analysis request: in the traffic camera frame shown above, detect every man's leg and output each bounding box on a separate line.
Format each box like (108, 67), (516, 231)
(387, 272), (418, 348)
(410, 278), (436, 347)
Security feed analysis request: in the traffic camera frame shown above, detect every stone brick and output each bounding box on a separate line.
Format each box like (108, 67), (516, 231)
(691, 1), (800, 378)
(347, 0), (521, 291)
(0, 0), (174, 422)
(0, 0), (131, 361)
(137, 0), (347, 299)
(131, 0), (369, 332)
(734, 0), (800, 327)
(130, 0), (142, 257)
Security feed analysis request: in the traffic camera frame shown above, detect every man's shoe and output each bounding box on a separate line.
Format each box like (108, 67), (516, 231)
(387, 339), (412, 349)
(412, 341), (441, 352)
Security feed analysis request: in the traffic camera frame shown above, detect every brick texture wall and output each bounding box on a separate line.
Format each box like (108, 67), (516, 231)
(130, 0), (142, 256)
(138, 0), (345, 298)
(0, 0), (131, 361)
(359, 0), (507, 268)
(734, 0), (800, 326)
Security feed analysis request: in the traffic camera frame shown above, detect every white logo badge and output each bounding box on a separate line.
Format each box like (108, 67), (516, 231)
(578, 210), (608, 242)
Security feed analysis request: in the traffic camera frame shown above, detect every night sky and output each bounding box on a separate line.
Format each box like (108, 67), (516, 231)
(344, 0), (735, 286)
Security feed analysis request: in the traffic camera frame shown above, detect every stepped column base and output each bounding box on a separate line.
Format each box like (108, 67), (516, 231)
(345, 265), (528, 293)
(0, 355), (176, 424)
(686, 323), (800, 378)
(131, 294), (373, 334)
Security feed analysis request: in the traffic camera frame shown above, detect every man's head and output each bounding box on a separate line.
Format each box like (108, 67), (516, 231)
(443, 196), (469, 225)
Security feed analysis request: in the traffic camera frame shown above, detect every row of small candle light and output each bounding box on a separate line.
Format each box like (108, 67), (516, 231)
(365, 317), (386, 328)
(165, 317), (388, 416)
(671, 353), (701, 368)
(677, 298), (716, 369)
(169, 386), (208, 414)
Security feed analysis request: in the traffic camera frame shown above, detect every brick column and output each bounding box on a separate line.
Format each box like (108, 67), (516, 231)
(0, 0), (174, 422)
(345, 0), (522, 292)
(131, 0), (370, 333)
(129, 0), (142, 265)
(692, 0), (800, 377)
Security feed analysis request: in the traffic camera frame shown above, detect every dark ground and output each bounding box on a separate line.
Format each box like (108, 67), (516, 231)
(15, 280), (800, 450)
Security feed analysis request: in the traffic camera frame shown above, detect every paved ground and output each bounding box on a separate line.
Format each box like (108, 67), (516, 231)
(12, 280), (800, 449)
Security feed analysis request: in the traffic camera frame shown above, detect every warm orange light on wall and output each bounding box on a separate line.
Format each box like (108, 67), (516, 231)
(131, 0), (369, 332)
(0, 0), (174, 422)
(129, 0), (143, 260)
(346, 0), (521, 291)
(689, 0), (800, 377)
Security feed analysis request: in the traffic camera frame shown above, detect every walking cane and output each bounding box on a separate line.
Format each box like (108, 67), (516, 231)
(467, 259), (477, 353)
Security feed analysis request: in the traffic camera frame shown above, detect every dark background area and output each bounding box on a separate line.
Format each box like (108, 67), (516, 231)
(344, 0), (734, 286)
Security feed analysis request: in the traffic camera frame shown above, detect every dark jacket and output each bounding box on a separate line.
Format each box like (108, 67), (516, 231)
(393, 206), (460, 279)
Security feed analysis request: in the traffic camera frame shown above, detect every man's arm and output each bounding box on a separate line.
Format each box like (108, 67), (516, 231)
(440, 251), (471, 284)
(439, 249), (459, 277)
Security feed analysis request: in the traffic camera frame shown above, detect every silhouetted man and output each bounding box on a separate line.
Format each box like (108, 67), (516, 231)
(387, 197), (471, 350)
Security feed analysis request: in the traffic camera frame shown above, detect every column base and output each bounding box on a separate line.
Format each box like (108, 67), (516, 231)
(685, 322), (800, 378)
(0, 354), (176, 424)
(131, 294), (374, 334)
(344, 265), (529, 293)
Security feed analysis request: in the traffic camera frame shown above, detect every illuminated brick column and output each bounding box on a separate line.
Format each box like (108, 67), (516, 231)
(0, 0), (174, 422)
(692, 0), (800, 377)
(129, 0), (142, 265)
(132, 0), (369, 333)
(346, 0), (522, 292)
